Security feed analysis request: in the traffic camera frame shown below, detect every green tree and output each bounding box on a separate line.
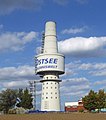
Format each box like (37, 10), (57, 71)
(17, 88), (23, 100)
(83, 89), (106, 112)
(18, 88), (33, 109)
(0, 88), (33, 113)
(0, 89), (17, 113)
(96, 89), (106, 112)
(105, 92), (106, 108)
(16, 88), (24, 107)
(83, 90), (97, 112)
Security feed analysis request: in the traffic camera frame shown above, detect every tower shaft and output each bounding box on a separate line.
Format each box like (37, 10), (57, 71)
(41, 75), (61, 111)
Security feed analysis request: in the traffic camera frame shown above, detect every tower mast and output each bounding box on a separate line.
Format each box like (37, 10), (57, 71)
(35, 21), (65, 111)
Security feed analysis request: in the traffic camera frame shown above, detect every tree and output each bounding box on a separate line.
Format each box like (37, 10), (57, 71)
(17, 88), (33, 109)
(83, 89), (106, 112)
(0, 88), (33, 113)
(82, 90), (97, 112)
(105, 93), (106, 108)
(0, 89), (17, 113)
(17, 88), (23, 100)
(16, 88), (24, 108)
(96, 89), (106, 111)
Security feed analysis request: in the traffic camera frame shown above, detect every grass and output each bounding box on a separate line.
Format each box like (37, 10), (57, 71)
(0, 112), (106, 120)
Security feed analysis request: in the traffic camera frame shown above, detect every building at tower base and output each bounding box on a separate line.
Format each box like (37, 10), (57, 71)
(35, 21), (65, 111)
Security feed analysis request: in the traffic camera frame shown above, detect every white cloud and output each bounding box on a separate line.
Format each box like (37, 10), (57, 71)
(0, 31), (38, 52)
(90, 70), (106, 77)
(2, 80), (29, 89)
(65, 90), (88, 96)
(58, 36), (106, 57)
(36, 46), (41, 54)
(0, 0), (43, 15)
(64, 62), (106, 78)
(65, 69), (76, 76)
(78, 63), (92, 70)
(53, 0), (69, 5)
(76, 0), (88, 4)
(0, 24), (3, 29)
(0, 65), (41, 91)
(65, 61), (80, 70)
(53, 0), (88, 5)
(77, 62), (106, 77)
(94, 80), (106, 86)
(0, 80), (42, 93)
(60, 77), (90, 97)
(93, 63), (106, 70)
(79, 63), (106, 70)
(0, 65), (39, 81)
(61, 77), (89, 86)
(61, 26), (87, 34)
(0, 0), (89, 15)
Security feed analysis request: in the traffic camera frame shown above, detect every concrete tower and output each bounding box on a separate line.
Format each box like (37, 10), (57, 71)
(35, 21), (65, 111)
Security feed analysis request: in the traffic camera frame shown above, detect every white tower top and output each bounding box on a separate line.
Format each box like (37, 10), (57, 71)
(44, 21), (58, 53)
(45, 21), (56, 36)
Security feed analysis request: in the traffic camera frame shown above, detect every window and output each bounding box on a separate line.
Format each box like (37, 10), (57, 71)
(46, 92), (48, 94)
(46, 97), (48, 99)
(51, 87), (52, 89)
(55, 97), (57, 99)
(46, 87), (48, 89)
(51, 97), (52, 99)
(46, 82), (48, 84)
(55, 87), (57, 89)
(55, 92), (57, 94)
(51, 92), (52, 94)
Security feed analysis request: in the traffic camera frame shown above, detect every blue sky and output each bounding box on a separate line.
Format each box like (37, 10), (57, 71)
(0, 0), (106, 110)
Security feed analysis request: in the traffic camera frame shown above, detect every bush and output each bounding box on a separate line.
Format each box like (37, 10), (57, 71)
(8, 109), (16, 114)
(79, 109), (84, 113)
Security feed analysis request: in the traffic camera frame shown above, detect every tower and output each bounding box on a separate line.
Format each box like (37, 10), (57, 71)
(29, 81), (36, 110)
(35, 21), (65, 111)
(29, 80), (40, 110)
